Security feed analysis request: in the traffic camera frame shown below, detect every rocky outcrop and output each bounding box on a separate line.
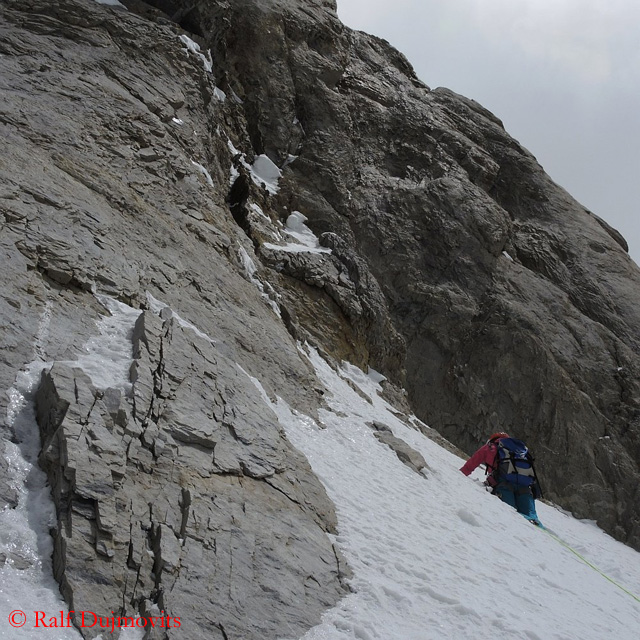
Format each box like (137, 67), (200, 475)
(369, 422), (430, 476)
(34, 312), (346, 638)
(1, 0), (640, 635)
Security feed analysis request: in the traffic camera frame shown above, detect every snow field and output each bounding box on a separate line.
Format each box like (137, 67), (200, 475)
(250, 348), (640, 640)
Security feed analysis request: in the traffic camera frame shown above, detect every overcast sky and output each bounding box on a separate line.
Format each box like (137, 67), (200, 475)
(337, 0), (640, 265)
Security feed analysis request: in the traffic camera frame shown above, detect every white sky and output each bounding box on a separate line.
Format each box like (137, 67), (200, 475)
(337, 0), (640, 264)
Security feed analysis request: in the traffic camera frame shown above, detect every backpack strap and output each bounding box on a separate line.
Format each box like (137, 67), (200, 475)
(529, 457), (544, 499)
(495, 438), (536, 486)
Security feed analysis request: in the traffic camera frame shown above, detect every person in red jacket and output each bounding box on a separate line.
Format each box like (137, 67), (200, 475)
(460, 432), (541, 524)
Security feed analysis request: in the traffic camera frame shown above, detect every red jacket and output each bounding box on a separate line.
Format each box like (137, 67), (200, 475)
(460, 442), (499, 486)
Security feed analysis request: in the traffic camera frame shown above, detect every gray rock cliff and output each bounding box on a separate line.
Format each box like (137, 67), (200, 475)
(1, 0), (349, 636)
(182, 0), (640, 547)
(1, 0), (640, 636)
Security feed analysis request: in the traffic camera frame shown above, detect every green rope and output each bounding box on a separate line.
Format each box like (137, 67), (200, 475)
(541, 527), (640, 604)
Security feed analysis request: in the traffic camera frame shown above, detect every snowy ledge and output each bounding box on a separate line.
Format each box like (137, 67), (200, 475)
(227, 138), (283, 195)
(262, 212), (331, 255)
(249, 155), (282, 194)
(178, 34), (212, 73)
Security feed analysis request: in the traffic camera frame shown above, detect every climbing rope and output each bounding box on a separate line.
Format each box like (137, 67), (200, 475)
(540, 526), (640, 604)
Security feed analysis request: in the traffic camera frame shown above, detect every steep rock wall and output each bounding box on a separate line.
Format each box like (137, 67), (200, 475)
(149, 0), (640, 547)
(1, 1), (351, 637)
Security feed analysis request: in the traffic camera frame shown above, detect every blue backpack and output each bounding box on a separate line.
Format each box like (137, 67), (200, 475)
(494, 438), (536, 487)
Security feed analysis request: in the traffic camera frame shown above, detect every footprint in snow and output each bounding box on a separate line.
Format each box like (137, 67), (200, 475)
(453, 603), (481, 620)
(381, 584), (408, 603)
(457, 508), (482, 527)
(419, 586), (460, 605)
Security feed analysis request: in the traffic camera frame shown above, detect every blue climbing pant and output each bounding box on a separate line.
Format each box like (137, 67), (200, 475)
(494, 483), (539, 521)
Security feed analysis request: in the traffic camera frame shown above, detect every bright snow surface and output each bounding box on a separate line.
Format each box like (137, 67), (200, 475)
(250, 154), (282, 194)
(252, 349), (640, 640)
(263, 211), (332, 254)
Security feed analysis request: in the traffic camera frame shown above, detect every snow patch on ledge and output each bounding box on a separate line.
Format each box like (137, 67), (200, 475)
(226, 139), (284, 196)
(367, 366), (387, 385)
(263, 212), (331, 254)
(178, 34), (213, 73)
(146, 292), (216, 344)
(248, 202), (272, 222)
(250, 154), (282, 194)
(191, 160), (214, 186)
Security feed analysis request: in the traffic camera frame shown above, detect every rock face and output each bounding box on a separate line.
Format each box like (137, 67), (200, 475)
(1, 0), (350, 636)
(1, 0), (640, 636)
(34, 313), (345, 639)
(179, 0), (640, 547)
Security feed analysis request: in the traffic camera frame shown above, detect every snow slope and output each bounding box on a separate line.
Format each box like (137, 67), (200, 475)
(263, 211), (332, 255)
(252, 349), (640, 640)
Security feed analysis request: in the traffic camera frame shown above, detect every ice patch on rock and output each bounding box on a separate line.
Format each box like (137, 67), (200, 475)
(191, 160), (214, 186)
(0, 296), (143, 639)
(263, 211), (331, 254)
(237, 246), (281, 316)
(250, 154), (282, 194)
(146, 292), (216, 344)
(178, 34), (212, 73)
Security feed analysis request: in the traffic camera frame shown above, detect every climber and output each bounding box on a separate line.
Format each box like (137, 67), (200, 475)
(460, 432), (542, 525)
